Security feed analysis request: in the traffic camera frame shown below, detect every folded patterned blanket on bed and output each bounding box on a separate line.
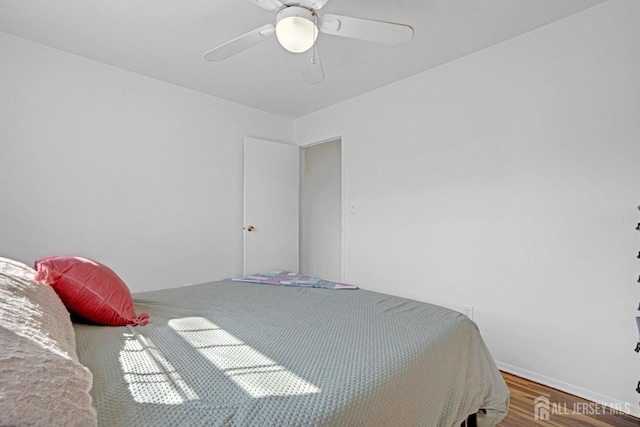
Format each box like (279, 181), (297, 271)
(231, 271), (358, 290)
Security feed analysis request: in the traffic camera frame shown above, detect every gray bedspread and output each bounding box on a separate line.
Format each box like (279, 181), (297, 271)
(74, 280), (508, 426)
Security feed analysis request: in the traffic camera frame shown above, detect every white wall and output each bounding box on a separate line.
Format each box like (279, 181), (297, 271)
(294, 0), (640, 416)
(0, 31), (292, 292)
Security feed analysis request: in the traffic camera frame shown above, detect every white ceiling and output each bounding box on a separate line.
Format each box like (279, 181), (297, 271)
(0, 0), (604, 119)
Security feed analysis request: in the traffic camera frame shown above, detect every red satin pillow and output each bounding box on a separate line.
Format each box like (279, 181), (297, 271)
(33, 256), (149, 326)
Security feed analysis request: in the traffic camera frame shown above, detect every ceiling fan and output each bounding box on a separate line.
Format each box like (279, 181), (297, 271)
(203, 0), (414, 84)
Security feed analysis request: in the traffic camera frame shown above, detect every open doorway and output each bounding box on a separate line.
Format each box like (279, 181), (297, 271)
(300, 138), (342, 282)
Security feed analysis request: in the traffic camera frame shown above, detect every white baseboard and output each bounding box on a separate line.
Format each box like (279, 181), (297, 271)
(496, 361), (640, 419)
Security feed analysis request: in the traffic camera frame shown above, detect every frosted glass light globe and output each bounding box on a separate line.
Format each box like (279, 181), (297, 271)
(275, 7), (318, 53)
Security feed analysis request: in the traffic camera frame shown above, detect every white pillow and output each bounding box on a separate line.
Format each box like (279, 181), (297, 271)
(0, 256), (97, 427)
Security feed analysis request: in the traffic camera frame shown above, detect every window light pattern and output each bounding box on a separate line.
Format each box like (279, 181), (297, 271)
(168, 316), (320, 398)
(118, 330), (200, 405)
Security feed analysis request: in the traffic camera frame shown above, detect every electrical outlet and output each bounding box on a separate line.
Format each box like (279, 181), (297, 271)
(463, 305), (474, 320)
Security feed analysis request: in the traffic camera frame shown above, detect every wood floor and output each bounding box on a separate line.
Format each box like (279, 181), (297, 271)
(498, 372), (640, 426)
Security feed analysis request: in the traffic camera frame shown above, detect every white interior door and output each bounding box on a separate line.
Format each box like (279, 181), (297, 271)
(243, 137), (299, 275)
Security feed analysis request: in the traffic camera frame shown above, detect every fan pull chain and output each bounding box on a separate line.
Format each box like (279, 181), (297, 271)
(312, 11), (318, 65)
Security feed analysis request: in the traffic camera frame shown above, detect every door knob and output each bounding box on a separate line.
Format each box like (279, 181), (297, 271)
(246, 225), (255, 232)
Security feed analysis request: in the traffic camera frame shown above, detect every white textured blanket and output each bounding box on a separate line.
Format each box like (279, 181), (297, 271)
(0, 257), (97, 427)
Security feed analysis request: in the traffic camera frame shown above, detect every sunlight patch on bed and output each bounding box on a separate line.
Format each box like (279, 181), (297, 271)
(119, 330), (200, 405)
(168, 317), (320, 398)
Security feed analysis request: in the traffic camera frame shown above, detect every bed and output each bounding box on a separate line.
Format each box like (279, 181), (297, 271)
(1, 257), (509, 426)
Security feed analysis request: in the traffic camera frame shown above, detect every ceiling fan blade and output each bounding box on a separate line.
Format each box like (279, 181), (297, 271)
(299, 0), (329, 10)
(247, 0), (283, 11)
(319, 14), (413, 45)
(204, 24), (275, 62)
(300, 48), (324, 84)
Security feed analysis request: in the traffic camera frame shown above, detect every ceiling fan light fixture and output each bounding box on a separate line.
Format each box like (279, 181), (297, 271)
(275, 6), (318, 53)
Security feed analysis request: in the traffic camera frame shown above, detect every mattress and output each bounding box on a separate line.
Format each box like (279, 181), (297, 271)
(73, 280), (508, 426)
